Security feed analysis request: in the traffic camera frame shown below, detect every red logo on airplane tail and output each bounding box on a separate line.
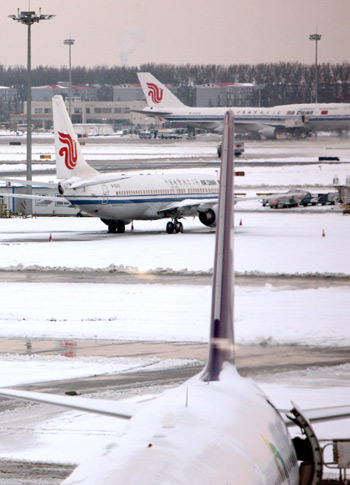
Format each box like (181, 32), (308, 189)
(58, 132), (78, 170)
(146, 82), (163, 104)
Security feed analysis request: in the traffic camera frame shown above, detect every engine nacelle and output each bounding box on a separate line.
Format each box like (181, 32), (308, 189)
(258, 126), (276, 139)
(198, 206), (217, 227)
(58, 182), (64, 195)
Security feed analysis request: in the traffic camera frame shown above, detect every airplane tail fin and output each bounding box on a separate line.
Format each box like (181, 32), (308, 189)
(52, 95), (98, 180)
(137, 72), (185, 109)
(202, 110), (235, 381)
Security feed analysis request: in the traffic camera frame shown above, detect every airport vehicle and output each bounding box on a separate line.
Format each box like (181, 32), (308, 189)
(261, 189), (309, 209)
(1, 111), (350, 484)
(157, 128), (182, 139)
(138, 130), (152, 139)
(261, 190), (341, 208)
(263, 189), (307, 209)
(217, 141), (244, 157)
(137, 72), (350, 139)
(0, 95), (236, 234)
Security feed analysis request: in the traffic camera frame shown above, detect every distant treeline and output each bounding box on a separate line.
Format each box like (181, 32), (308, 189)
(1, 62), (350, 105)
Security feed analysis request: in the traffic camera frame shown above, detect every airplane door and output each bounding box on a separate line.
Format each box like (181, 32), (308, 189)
(102, 185), (109, 205)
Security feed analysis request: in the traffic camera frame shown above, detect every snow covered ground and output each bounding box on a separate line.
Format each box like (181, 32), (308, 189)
(0, 282), (349, 347)
(0, 213), (349, 276)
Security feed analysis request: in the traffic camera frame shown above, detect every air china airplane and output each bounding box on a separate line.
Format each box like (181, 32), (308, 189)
(1, 111), (350, 484)
(1, 95), (237, 234)
(137, 72), (350, 139)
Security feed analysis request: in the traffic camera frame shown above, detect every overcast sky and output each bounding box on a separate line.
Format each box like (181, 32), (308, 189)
(1, 0), (349, 68)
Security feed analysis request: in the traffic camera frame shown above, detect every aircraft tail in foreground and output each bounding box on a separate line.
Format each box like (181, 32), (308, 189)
(138, 72), (185, 109)
(202, 109), (235, 381)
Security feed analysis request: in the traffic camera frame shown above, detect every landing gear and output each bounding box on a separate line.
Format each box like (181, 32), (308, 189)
(110, 221), (125, 233)
(166, 219), (183, 234)
(166, 221), (175, 234)
(101, 219), (125, 234)
(175, 221), (183, 233)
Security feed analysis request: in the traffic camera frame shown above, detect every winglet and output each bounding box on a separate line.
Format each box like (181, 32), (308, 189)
(202, 110), (235, 381)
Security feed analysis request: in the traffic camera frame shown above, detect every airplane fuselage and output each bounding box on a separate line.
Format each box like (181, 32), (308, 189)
(63, 366), (299, 485)
(62, 173), (219, 223)
(144, 103), (350, 136)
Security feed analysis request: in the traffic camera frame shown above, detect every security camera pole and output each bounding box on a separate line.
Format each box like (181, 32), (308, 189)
(9, 9), (55, 215)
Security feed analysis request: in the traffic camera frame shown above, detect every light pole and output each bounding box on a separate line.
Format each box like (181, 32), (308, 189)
(64, 38), (75, 119)
(309, 32), (322, 103)
(9, 9), (54, 215)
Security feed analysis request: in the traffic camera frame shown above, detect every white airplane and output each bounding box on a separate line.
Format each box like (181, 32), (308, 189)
(1, 111), (350, 484)
(0, 95), (242, 234)
(137, 72), (350, 139)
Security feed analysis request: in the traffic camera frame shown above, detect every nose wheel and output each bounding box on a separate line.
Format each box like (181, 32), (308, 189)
(166, 220), (183, 234)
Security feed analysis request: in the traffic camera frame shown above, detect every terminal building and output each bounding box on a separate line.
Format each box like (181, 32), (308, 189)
(113, 84), (146, 102)
(196, 83), (263, 107)
(31, 84), (98, 102)
(10, 99), (153, 131)
(0, 86), (18, 102)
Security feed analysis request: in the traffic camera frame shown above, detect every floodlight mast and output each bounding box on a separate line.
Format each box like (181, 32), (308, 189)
(64, 38), (75, 119)
(309, 32), (322, 103)
(9, 9), (55, 215)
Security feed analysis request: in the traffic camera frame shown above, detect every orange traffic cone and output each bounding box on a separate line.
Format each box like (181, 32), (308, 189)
(239, 219), (243, 226)
(131, 222), (134, 231)
(49, 233), (52, 242)
(322, 229), (325, 237)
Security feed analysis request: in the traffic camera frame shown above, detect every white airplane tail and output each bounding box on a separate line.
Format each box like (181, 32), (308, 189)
(138, 72), (185, 109)
(52, 95), (98, 180)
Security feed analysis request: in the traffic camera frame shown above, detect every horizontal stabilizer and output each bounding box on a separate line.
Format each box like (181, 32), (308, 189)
(0, 178), (58, 188)
(0, 388), (138, 420)
(68, 175), (130, 189)
(0, 192), (65, 202)
(131, 109), (173, 117)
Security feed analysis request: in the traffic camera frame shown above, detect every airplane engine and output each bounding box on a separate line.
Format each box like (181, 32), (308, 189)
(198, 206), (217, 227)
(258, 126), (276, 139)
(213, 125), (224, 134)
(58, 183), (64, 195)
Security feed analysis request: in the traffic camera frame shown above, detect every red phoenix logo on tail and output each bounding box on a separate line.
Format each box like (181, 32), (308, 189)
(146, 82), (163, 104)
(58, 132), (78, 170)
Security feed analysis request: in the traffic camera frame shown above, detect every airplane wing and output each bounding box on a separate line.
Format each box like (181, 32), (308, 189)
(0, 178), (58, 188)
(158, 198), (217, 218)
(158, 195), (257, 218)
(0, 388), (140, 420)
(281, 405), (350, 427)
